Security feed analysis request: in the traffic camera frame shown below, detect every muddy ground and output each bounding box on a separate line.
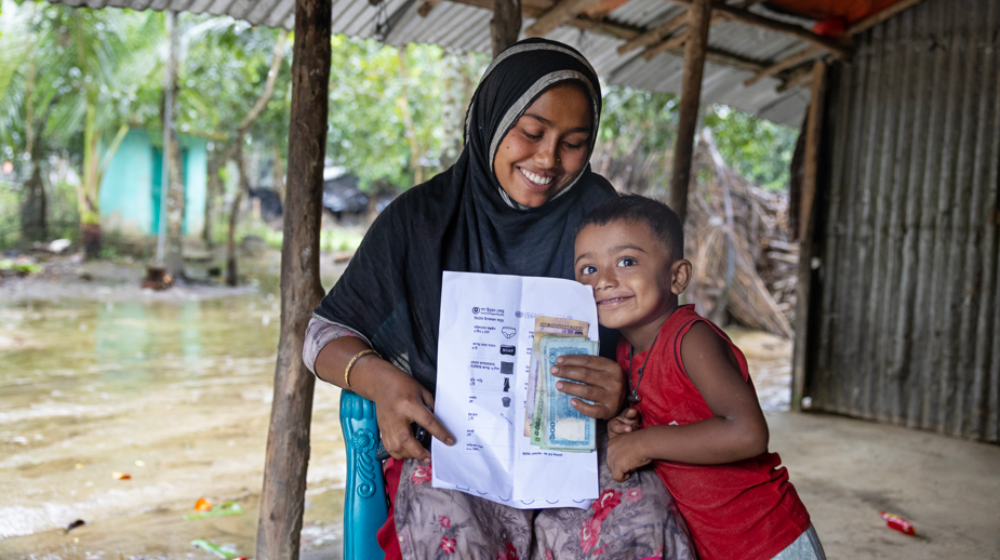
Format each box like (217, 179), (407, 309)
(1, 251), (997, 559)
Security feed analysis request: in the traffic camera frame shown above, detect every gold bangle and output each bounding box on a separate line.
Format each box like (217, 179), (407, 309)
(345, 348), (379, 389)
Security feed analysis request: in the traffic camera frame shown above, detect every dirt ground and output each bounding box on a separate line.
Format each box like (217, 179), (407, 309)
(1, 251), (997, 559)
(769, 411), (1000, 559)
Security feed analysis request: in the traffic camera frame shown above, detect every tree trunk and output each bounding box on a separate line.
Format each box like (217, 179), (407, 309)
(21, 142), (47, 242)
(668, 0), (712, 223)
(273, 144), (285, 205)
(163, 10), (185, 279)
(397, 48), (424, 185)
(254, 0), (329, 558)
(79, 101), (102, 259)
(491, 0), (522, 58)
(225, 142), (250, 287)
(223, 30), (290, 286)
(203, 152), (223, 248)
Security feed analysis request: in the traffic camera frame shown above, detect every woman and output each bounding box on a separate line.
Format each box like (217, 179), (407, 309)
(304, 39), (693, 560)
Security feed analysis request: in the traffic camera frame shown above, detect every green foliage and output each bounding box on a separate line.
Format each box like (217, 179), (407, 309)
(595, 85), (797, 192)
(703, 104), (797, 191)
(0, 258), (42, 274)
(326, 37), (487, 190)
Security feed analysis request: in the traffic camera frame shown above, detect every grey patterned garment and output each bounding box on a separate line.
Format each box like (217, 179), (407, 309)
(771, 525), (826, 560)
(394, 428), (695, 560)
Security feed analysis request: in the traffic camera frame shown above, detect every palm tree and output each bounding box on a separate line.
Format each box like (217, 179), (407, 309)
(0, 3), (162, 257)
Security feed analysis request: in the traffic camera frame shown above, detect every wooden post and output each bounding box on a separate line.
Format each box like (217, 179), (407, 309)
(668, 0), (711, 222)
(791, 60), (828, 412)
(254, 0), (330, 558)
(491, 0), (522, 57)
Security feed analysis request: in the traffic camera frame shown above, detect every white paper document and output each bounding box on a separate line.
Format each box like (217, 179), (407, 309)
(431, 271), (599, 509)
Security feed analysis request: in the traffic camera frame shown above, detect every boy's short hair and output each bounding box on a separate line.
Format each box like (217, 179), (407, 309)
(577, 194), (684, 260)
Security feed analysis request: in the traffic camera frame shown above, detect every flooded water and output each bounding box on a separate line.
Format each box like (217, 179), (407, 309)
(0, 259), (791, 560)
(0, 264), (347, 560)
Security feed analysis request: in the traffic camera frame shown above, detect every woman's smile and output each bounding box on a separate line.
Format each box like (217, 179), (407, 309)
(518, 167), (555, 187)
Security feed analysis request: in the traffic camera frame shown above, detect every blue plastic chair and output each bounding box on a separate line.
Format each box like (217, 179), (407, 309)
(339, 390), (388, 560)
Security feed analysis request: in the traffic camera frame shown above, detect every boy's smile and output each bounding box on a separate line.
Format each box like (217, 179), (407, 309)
(574, 220), (691, 353)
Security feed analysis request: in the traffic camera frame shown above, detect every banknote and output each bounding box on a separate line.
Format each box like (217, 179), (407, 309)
(523, 316), (589, 436)
(530, 333), (595, 448)
(541, 336), (599, 452)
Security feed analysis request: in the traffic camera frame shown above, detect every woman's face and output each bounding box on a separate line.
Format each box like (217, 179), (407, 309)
(493, 83), (593, 208)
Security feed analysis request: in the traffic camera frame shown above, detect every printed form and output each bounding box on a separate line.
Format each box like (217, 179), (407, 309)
(432, 271), (599, 509)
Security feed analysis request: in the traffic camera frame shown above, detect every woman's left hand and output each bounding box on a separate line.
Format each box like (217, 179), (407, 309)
(550, 355), (626, 420)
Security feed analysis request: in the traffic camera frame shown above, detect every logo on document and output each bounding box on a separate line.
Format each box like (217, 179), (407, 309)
(472, 307), (480, 315)
(500, 345), (516, 356)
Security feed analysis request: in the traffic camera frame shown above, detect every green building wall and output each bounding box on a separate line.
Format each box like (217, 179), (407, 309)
(99, 129), (207, 238)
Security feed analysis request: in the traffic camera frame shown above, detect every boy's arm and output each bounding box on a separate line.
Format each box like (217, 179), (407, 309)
(606, 322), (769, 481)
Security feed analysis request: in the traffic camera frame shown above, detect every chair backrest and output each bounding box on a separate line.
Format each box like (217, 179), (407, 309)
(339, 390), (388, 560)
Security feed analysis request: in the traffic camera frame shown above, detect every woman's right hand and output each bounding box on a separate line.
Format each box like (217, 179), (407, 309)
(313, 335), (454, 464)
(369, 366), (455, 463)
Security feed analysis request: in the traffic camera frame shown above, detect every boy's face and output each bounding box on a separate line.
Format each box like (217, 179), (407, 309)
(574, 220), (691, 336)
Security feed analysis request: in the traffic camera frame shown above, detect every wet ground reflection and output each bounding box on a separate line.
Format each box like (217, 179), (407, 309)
(0, 288), (346, 559)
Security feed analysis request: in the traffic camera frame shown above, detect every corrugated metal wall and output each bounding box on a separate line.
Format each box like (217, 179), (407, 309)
(809, 0), (1000, 442)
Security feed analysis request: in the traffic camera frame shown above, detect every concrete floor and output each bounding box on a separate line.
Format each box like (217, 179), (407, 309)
(767, 411), (1000, 559)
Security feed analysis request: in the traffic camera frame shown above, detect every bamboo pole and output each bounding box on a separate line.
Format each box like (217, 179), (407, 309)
(492, 0), (522, 57)
(790, 60), (827, 412)
(668, 0), (711, 223)
(254, 0), (330, 557)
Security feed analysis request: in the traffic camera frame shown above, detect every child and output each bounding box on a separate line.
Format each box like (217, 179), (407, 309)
(572, 195), (825, 560)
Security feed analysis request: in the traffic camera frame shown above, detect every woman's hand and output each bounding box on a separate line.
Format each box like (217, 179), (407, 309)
(370, 366), (455, 463)
(607, 431), (651, 482)
(608, 407), (641, 440)
(313, 336), (454, 464)
(549, 355), (626, 420)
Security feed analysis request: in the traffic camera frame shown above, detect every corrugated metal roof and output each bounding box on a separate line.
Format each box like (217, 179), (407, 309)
(50, 0), (824, 125)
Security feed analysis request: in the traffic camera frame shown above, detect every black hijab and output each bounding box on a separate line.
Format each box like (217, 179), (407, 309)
(314, 39), (617, 393)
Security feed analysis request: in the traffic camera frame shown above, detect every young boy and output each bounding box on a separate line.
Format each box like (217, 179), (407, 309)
(573, 195), (825, 560)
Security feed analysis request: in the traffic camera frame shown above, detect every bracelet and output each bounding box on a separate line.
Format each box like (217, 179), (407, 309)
(345, 348), (380, 389)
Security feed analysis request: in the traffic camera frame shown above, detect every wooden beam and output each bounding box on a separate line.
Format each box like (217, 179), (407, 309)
(743, 45), (821, 87)
(846, 0), (926, 37)
(669, 0), (851, 58)
(641, 26), (689, 60)
(791, 60), (828, 412)
(526, 0), (604, 37)
(617, 9), (688, 55)
(451, 0), (646, 39)
(491, 0), (522, 57)
(418, 0), (444, 17)
(641, 12), (726, 61)
(776, 63), (813, 92)
(254, 0), (329, 559)
(668, 0), (711, 223)
(445, 0), (767, 74)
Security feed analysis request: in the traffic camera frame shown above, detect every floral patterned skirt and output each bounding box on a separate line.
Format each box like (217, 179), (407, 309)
(393, 430), (695, 560)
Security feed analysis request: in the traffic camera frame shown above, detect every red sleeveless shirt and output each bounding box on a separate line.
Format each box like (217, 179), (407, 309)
(616, 305), (810, 560)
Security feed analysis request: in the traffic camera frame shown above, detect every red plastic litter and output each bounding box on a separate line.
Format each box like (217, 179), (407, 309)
(879, 511), (916, 536)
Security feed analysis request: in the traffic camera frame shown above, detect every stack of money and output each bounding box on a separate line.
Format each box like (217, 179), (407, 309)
(524, 316), (598, 453)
